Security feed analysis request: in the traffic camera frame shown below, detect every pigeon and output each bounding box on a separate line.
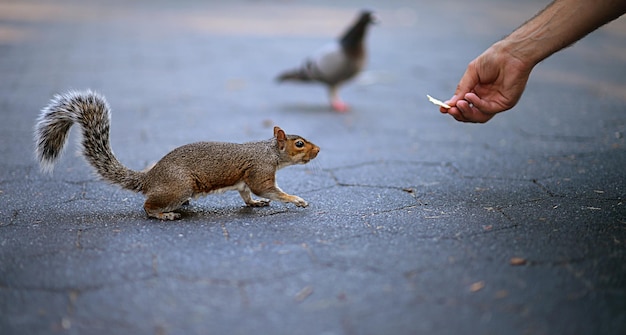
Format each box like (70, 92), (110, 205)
(276, 10), (376, 112)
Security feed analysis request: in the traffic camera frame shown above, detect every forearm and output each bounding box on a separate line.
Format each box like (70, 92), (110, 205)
(499, 0), (626, 66)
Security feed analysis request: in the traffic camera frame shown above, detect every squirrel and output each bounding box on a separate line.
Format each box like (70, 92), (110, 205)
(34, 90), (320, 220)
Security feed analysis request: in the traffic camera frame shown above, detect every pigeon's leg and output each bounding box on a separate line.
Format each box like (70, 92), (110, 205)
(329, 86), (349, 112)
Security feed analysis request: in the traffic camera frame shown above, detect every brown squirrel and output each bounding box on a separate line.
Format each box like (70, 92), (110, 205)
(34, 90), (320, 220)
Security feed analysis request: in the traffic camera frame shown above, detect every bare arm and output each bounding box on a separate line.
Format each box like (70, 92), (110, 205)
(442, 0), (626, 123)
(508, 0), (626, 65)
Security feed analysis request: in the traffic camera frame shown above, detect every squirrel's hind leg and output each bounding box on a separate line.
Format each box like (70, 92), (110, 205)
(149, 211), (181, 220)
(143, 192), (188, 220)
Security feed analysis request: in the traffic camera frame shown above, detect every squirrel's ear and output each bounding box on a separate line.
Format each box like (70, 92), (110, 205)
(273, 126), (282, 138)
(274, 126), (286, 150)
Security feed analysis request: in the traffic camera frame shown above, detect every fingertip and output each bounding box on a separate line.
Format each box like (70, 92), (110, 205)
(444, 94), (459, 106)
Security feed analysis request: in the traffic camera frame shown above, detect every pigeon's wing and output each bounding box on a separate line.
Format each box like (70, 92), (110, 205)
(308, 42), (361, 85)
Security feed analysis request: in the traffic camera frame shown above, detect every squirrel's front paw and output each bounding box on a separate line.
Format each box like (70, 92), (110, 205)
(292, 196), (308, 208)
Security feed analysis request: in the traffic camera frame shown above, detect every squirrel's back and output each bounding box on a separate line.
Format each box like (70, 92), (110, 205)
(142, 141), (270, 195)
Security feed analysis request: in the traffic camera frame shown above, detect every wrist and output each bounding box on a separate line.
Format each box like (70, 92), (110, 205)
(491, 39), (538, 72)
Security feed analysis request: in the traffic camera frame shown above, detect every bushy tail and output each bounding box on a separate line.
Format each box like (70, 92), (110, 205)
(34, 90), (144, 192)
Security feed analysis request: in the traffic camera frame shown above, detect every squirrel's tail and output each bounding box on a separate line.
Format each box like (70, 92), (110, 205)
(34, 90), (144, 192)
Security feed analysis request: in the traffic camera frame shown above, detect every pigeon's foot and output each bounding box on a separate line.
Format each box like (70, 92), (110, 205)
(331, 100), (350, 113)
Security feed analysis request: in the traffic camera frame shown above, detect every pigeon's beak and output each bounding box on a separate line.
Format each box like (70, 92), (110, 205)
(370, 14), (379, 25)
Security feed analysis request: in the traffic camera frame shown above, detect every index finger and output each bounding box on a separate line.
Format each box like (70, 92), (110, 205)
(445, 62), (480, 107)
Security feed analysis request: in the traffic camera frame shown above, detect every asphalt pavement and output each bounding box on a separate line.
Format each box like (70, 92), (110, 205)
(1, 0), (625, 334)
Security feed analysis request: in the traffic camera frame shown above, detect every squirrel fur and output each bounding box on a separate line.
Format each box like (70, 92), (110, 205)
(34, 90), (320, 220)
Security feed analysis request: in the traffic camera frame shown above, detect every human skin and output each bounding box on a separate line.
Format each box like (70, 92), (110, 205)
(441, 0), (626, 123)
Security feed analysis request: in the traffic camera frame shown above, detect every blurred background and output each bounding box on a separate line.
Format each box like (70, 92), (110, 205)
(1, 1), (625, 334)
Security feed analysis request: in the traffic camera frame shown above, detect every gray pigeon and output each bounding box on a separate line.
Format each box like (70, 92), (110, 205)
(277, 10), (376, 112)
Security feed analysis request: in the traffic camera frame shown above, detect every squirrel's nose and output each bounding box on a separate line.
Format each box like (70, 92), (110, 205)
(312, 146), (320, 157)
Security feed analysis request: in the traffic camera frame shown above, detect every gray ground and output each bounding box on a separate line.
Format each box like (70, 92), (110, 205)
(1, 0), (625, 334)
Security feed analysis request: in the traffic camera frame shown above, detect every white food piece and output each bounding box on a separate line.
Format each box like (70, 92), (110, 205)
(427, 94), (451, 109)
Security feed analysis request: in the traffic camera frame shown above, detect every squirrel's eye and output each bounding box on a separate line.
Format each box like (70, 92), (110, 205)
(295, 140), (305, 148)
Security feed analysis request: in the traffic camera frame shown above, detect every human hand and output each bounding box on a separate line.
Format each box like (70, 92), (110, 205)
(441, 42), (534, 123)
